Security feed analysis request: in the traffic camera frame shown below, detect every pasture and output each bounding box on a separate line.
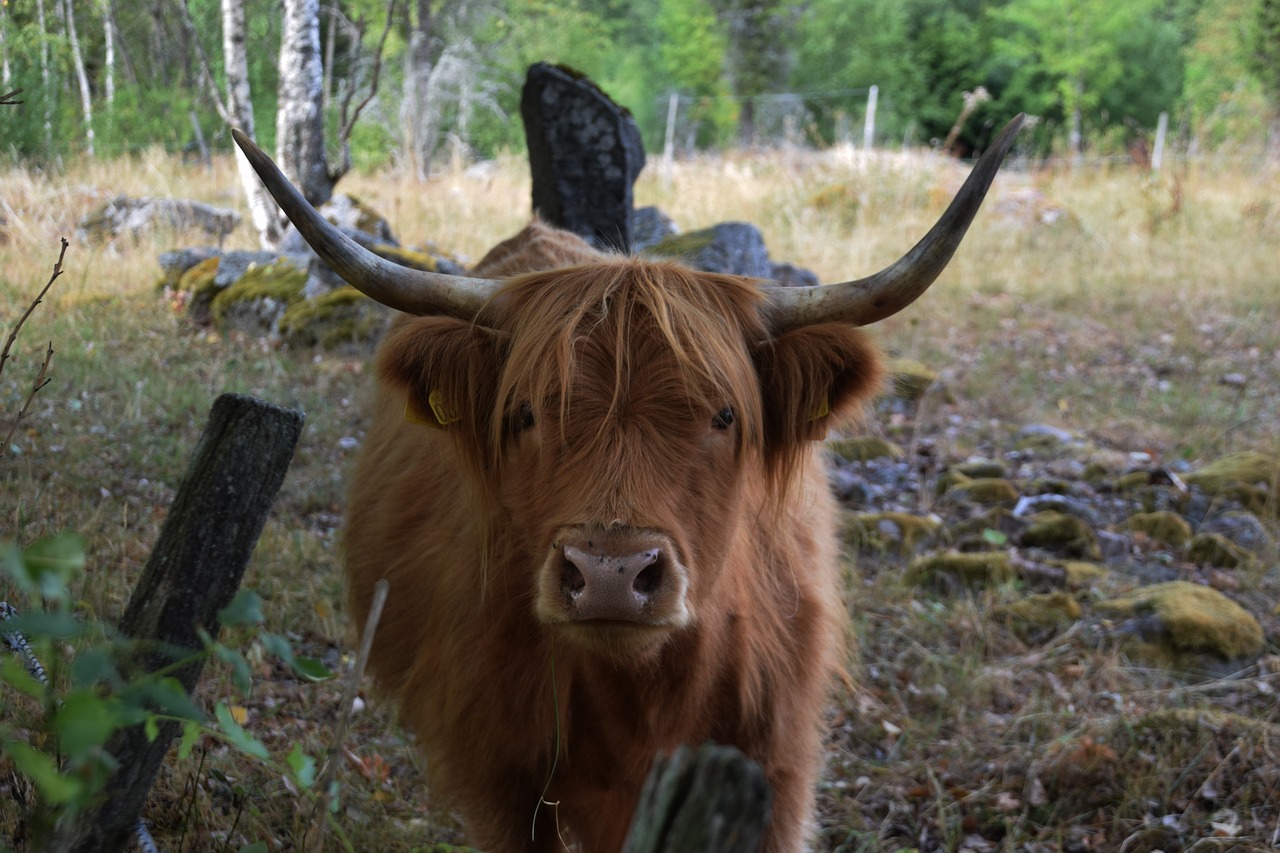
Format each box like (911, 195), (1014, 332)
(2, 143), (1279, 850)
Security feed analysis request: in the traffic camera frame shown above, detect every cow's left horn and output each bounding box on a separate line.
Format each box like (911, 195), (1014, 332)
(231, 128), (501, 320)
(768, 113), (1025, 331)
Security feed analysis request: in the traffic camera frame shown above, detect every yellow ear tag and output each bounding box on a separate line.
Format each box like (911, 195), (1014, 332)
(404, 389), (460, 428)
(809, 397), (830, 421)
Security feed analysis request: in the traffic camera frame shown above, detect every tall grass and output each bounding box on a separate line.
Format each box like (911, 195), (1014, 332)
(2, 145), (1278, 849)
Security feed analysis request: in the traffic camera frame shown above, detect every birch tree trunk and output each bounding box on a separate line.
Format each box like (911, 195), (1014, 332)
(223, 0), (284, 247)
(36, 0), (52, 151)
(0, 4), (11, 89)
(63, 0), (95, 156)
(101, 0), (116, 109)
(277, 0), (335, 206)
(401, 0), (435, 181)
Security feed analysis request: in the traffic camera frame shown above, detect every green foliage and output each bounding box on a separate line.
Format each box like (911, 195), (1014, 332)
(0, 535), (335, 842)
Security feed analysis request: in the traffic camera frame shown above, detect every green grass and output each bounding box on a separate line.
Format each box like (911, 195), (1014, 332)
(2, 146), (1279, 850)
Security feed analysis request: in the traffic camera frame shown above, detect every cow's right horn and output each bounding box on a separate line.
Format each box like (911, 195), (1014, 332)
(768, 113), (1025, 332)
(232, 128), (501, 321)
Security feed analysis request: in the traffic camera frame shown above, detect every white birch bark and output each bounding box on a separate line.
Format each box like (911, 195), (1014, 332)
(63, 0), (95, 156)
(36, 0), (52, 149)
(223, 0), (283, 247)
(101, 0), (116, 108)
(277, 0), (333, 205)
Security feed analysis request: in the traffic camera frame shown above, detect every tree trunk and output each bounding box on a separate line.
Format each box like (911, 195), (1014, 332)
(0, 4), (11, 89)
(278, 0), (335, 206)
(222, 0), (284, 247)
(1068, 77), (1084, 164)
(63, 0), (94, 156)
(101, 0), (116, 109)
(36, 0), (52, 151)
(401, 0), (434, 180)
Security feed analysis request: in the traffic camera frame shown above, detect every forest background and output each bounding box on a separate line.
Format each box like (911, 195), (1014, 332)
(2, 0), (1279, 174)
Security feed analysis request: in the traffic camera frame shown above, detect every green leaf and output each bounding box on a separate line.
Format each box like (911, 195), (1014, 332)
(292, 656), (335, 682)
(2, 610), (84, 640)
(71, 646), (121, 688)
(214, 643), (253, 695)
(239, 843), (269, 853)
(260, 632), (335, 682)
(128, 676), (206, 722)
(0, 540), (34, 594)
(218, 590), (264, 628)
(23, 533), (87, 603)
(215, 702), (268, 760)
(982, 528), (1010, 547)
(144, 716), (159, 743)
(1, 655), (48, 699)
(5, 741), (84, 805)
(286, 743), (317, 788)
(53, 691), (119, 757)
(178, 719), (202, 760)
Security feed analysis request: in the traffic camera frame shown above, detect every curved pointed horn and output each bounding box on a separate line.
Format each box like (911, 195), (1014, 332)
(769, 114), (1025, 331)
(231, 128), (501, 320)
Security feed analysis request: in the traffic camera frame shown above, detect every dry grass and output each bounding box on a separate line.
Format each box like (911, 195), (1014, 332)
(2, 144), (1279, 850)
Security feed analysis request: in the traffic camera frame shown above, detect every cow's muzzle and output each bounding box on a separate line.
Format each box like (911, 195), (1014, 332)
(538, 529), (690, 628)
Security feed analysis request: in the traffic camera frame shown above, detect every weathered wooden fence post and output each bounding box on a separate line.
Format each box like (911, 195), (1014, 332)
(623, 742), (772, 853)
(48, 393), (304, 853)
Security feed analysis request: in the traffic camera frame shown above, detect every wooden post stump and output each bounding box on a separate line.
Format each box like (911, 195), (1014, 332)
(623, 742), (772, 853)
(49, 393), (304, 853)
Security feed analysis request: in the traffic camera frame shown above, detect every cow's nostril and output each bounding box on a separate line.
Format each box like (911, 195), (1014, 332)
(562, 560), (586, 597)
(633, 562), (662, 596)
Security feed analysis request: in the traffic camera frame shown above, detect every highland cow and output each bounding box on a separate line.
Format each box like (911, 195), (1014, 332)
(233, 114), (1022, 852)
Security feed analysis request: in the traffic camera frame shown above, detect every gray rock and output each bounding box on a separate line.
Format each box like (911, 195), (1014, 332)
(631, 206), (679, 253)
(1199, 512), (1273, 555)
(78, 195), (240, 242)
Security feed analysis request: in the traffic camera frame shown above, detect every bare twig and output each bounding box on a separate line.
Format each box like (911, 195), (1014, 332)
(306, 578), (389, 853)
(0, 88), (24, 105)
(1, 238), (67, 460)
(332, 0), (396, 179)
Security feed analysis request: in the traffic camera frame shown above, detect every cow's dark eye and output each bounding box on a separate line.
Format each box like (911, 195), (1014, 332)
(510, 401), (535, 434)
(712, 406), (735, 430)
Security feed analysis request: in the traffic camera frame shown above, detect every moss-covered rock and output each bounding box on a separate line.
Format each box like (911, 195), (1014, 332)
(906, 551), (1014, 589)
(209, 259), (308, 336)
(1183, 452), (1279, 516)
(946, 477), (1020, 507)
(886, 358), (940, 402)
(842, 511), (941, 555)
(995, 591), (1082, 643)
(1018, 511), (1100, 559)
(935, 468), (971, 497)
(370, 243), (448, 272)
(278, 285), (388, 348)
(1096, 581), (1263, 660)
(1187, 532), (1252, 569)
(953, 459), (1007, 480)
(1112, 470), (1153, 491)
(1122, 510), (1193, 548)
(1054, 560), (1109, 589)
(827, 436), (904, 464)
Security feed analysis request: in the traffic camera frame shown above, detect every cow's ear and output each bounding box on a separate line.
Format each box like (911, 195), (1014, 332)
(377, 316), (509, 438)
(756, 323), (885, 449)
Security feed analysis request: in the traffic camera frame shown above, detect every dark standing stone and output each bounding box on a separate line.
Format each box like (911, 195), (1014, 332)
(520, 62), (646, 253)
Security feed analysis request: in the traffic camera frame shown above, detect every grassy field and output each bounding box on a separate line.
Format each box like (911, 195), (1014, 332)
(2, 142), (1279, 851)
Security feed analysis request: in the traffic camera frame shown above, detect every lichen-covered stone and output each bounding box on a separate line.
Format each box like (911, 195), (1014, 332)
(886, 358), (938, 402)
(996, 591), (1082, 643)
(1018, 511), (1100, 560)
(827, 436), (904, 464)
(947, 477), (1020, 506)
(954, 459), (1007, 480)
(842, 511), (941, 555)
(906, 551), (1014, 589)
(210, 259), (308, 330)
(1122, 511), (1193, 548)
(1112, 470), (1153, 491)
(1054, 560), (1109, 589)
(1096, 581), (1263, 660)
(278, 285), (389, 349)
(1183, 452), (1279, 515)
(1187, 533), (1252, 569)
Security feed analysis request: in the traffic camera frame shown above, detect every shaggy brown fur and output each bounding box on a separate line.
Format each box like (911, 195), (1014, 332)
(344, 220), (884, 852)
